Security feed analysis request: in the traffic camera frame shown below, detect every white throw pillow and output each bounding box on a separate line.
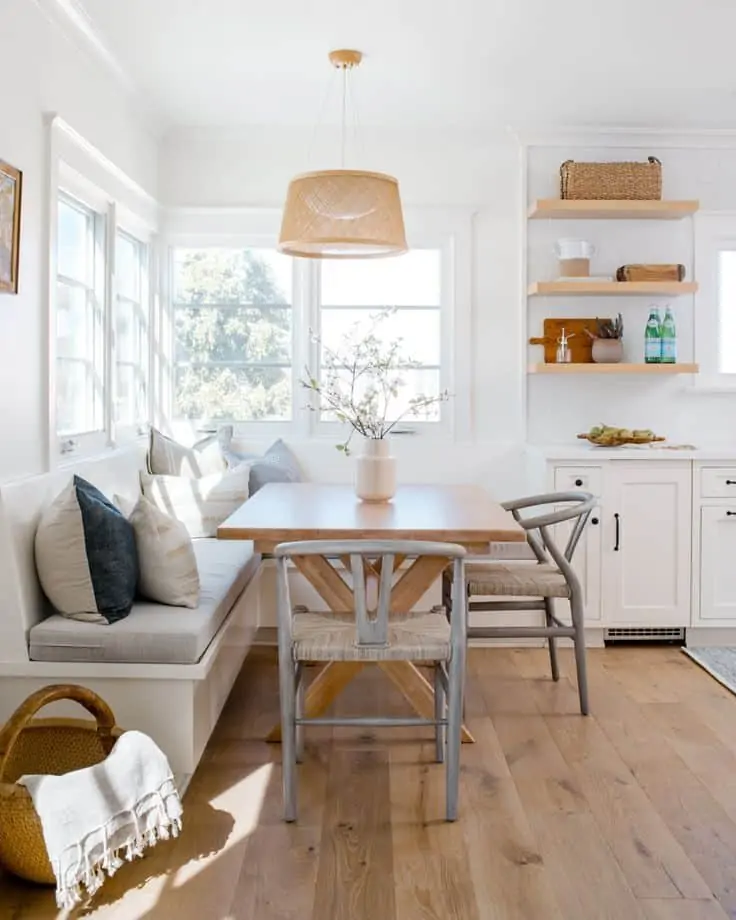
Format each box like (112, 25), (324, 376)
(115, 495), (200, 608)
(140, 463), (251, 538)
(148, 427), (227, 478)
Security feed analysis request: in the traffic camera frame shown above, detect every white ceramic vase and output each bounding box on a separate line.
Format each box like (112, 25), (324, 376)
(355, 437), (397, 503)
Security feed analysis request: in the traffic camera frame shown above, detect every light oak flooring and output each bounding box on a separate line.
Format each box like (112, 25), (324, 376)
(2, 645), (736, 919)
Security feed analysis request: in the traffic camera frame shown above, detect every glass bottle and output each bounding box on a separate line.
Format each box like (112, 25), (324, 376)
(644, 306), (662, 364)
(660, 306), (677, 364)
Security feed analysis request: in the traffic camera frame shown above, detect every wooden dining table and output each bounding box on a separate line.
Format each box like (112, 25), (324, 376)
(217, 482), (525, 742)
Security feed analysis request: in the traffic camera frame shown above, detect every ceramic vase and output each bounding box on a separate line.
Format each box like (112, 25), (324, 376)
(591, 338), (623, 364)
(355, 437), (396, 502)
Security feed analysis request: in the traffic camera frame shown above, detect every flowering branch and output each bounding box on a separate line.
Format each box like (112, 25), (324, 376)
(301, 308), (450, 454)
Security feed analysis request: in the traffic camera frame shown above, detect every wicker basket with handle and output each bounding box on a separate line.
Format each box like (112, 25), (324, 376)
(560, 157), (662, 200)
(0, 685), (124, 884)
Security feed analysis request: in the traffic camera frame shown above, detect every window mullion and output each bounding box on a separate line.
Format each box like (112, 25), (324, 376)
(105, 201), (116, 446)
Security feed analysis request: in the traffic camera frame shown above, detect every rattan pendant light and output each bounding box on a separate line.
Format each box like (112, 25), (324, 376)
(278, 49), (407, 259)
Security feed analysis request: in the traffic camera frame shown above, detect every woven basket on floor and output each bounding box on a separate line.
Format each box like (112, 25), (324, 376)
(0, 685), (124, 884)
(560, 157), (662, 200)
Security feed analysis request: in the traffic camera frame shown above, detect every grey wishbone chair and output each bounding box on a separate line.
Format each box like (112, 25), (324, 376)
(442, 491), (595, 715)
(275, 539), (468, 822)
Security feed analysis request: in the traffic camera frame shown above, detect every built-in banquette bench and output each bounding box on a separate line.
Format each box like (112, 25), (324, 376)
(0, 445), (261, 782)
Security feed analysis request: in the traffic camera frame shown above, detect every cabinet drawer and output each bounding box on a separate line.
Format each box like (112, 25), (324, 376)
(700, 468), (736, 498)
(554, 466), (602, 495)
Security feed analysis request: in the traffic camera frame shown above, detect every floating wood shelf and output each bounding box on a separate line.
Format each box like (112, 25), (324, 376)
(528, 363), (699, 375)
(528, 281), (698, 297)
(528, 199), (700, 220)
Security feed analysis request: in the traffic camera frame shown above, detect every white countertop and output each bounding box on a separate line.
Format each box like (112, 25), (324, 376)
(532, 444), (736, 462)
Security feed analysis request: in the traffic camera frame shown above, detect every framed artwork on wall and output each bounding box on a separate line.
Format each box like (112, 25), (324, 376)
(0, 159), (22, 294)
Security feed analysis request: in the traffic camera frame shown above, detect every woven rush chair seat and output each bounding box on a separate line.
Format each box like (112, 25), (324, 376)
(291, 606), (450, 662)
(276, 539), (468, 822)
(466, 563), (570, 599)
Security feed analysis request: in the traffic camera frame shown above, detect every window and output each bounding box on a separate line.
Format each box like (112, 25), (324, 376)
(165, 210), (470, 437)
(171, 247), (293, 422)
(56, 194), (106, 437)
(695, 215), (736, 387)
(718, 250), (736, 374)
(54, 189), (153, 454)
(115, 230), (149, 430)
(317, 249), (444, 425)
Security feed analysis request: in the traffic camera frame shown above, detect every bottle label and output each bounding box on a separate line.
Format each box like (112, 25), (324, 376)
(661, 337), (677, 363)
(645, 337), (661, 363)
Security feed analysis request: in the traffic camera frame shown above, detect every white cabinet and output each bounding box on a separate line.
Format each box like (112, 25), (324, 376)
(699, 505), (736, 623)
(600, 465), (691, 626)
(550, 461), (692, 630)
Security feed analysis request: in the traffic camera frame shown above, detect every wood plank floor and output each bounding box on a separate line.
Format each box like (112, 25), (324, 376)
(2, 645), (735, 919)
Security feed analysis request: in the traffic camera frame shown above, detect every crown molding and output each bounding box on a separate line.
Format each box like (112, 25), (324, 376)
(511, 124), (736, 149)
(30, 0), (167, 137)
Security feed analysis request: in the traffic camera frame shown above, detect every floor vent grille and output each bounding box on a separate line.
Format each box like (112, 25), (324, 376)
(604, 626), (685, 644)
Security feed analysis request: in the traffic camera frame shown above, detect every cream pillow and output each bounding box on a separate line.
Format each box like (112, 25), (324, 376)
(140, 463), (251, 538)
(147, 427), (228, 478)
(116, 495), (200, 608)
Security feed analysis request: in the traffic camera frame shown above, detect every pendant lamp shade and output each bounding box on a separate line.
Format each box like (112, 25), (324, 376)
(278, 50), (408, 259)
(279, 169), (407, 259)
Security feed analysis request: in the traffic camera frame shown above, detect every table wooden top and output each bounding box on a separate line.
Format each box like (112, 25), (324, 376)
(217, 483), (525, 550)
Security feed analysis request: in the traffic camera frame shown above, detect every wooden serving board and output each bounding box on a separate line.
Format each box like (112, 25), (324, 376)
(529, 317), (607, 364)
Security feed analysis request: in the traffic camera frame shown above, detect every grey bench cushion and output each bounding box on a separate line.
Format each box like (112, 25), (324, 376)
(29, 540), (259, 665)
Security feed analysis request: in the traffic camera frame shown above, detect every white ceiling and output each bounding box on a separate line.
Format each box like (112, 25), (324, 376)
(72, 0), (736, 131)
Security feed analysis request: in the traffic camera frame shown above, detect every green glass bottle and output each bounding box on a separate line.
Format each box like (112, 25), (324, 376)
(644, 306), (662, 364)
(660, 306), (677, 364)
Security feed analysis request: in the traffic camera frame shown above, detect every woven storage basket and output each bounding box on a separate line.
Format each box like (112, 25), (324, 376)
(0, 685), (124, 884)
(560, 157), (662, 200)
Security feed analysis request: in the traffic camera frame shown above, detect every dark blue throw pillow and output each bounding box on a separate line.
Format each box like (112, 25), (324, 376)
(35, 475), (139, 624)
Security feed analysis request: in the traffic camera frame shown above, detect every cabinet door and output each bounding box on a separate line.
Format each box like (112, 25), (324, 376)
(601, 466), (691, 626)
(553, 504), (602, 622)
(700, 506), (736, 622)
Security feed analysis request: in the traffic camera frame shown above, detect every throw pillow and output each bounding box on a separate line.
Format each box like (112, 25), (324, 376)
(115, 495), (200, 608)
(140, 463), (251, 538)
(219, 435), (302, 494)
(147, 427), (228, 478)
(34, 476), (138, 624)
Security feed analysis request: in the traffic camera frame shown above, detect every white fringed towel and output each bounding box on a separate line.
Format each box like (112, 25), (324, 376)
(19, 730), (183, 909)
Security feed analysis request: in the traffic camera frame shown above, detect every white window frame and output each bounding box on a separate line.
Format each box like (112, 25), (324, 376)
(47, 116), (159, 466)
(166, 230), (305, 440)
(694, 212), (736, 390)
(164, 207), (472, 442)
(114, 213), (154, 441)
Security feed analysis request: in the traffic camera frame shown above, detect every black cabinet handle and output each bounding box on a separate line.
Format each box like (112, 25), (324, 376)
(591, 517), (599, 525)
(614, 513), (620, 551)
(727, 511), (736, 516)
(727, 480), (736, 485)
(575, 478), (583, 487)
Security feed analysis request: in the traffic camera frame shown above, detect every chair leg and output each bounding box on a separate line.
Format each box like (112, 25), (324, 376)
(570, 591), (589, 716)
(434, 665), (445, 764)
(544, 597), (560, 682)
(445, 650), (465, 821)
(278, 652), (298, 821)
(295, 668), (305, 764)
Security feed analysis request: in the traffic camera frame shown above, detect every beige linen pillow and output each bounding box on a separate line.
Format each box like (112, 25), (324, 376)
(147, 427), (228, 478)
(140, 463), (251, 538)
(116, 494), (200, 608)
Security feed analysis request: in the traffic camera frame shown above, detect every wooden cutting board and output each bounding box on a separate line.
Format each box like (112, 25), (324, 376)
(529, 317), (607, 364)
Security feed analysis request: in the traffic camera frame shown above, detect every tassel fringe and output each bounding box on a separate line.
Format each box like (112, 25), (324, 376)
(53, 780), (183, 909)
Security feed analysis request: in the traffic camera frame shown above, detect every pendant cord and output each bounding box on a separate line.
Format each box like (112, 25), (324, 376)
(340, 66), (347, 168)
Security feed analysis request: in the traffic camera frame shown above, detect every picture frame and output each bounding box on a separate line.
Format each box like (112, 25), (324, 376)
(0, 159), (22, 294)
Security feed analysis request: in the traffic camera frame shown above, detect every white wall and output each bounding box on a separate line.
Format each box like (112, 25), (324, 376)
(0, 0), (158, 481)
